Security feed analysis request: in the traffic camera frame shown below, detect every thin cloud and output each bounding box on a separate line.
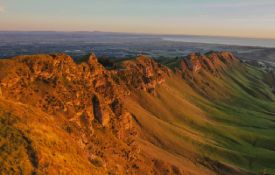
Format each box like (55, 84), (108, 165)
(200, 1), (275, 8)
(0, 5), (5, 13)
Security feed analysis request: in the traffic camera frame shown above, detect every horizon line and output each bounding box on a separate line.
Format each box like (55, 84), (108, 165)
(0, 30), (275, 40)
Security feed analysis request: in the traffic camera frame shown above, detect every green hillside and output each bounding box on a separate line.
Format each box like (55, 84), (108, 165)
(125, 63), (275, 175)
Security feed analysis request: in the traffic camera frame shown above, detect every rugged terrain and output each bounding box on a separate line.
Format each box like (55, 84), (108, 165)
(0, 51), (275, 175)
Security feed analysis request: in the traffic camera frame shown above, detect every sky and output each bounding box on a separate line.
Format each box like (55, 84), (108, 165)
(0, 0), (275, 39)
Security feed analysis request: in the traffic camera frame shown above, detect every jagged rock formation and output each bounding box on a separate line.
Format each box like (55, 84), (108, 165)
(180, 51), (239, 76)
(115, 55), (171, 94)
(0, 53), (130, 129)
(0, 53), (138, 174)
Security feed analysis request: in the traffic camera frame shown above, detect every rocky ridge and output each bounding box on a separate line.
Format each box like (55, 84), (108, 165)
(0, 51), (242, 174)
(176, 51), (240, 98)
(179, 51), (239, 76)
(114, 55), (171, 94)
(0, 52), (175, 174)
(0, 52), (238, 127)
(0, 53), (138, 139)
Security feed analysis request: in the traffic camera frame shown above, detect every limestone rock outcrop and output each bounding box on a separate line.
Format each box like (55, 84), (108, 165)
(115, 55), (171, 93)
(180, 51), (239, 76)
(0, 53), (129, 132)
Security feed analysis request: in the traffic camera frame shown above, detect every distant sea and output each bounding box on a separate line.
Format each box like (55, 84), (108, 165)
(1, 31), (275, 58)
(162, 35), (275, 48)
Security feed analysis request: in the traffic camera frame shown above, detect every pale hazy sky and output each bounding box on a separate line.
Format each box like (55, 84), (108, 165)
(0, 0), (275, 38)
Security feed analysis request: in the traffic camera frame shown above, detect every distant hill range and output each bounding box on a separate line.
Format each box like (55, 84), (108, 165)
(1, 31), (275, 62)
(0, 51), (275, 175)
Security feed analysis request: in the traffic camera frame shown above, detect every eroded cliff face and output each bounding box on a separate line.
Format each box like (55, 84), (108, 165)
(1, 53), (129, 124)
(180, 51), (239, 76)
(115, 55), (171, 94)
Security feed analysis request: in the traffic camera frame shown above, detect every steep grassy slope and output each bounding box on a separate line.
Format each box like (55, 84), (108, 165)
(124, 61), (275, 175)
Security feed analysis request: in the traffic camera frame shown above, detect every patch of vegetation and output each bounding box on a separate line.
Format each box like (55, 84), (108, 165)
(158, 56), (181, 69)
(75, 54), (90, 64)
(89, 156), (104, 167)
(0, 112), (36, 175)
(98, 57), (115, 69)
